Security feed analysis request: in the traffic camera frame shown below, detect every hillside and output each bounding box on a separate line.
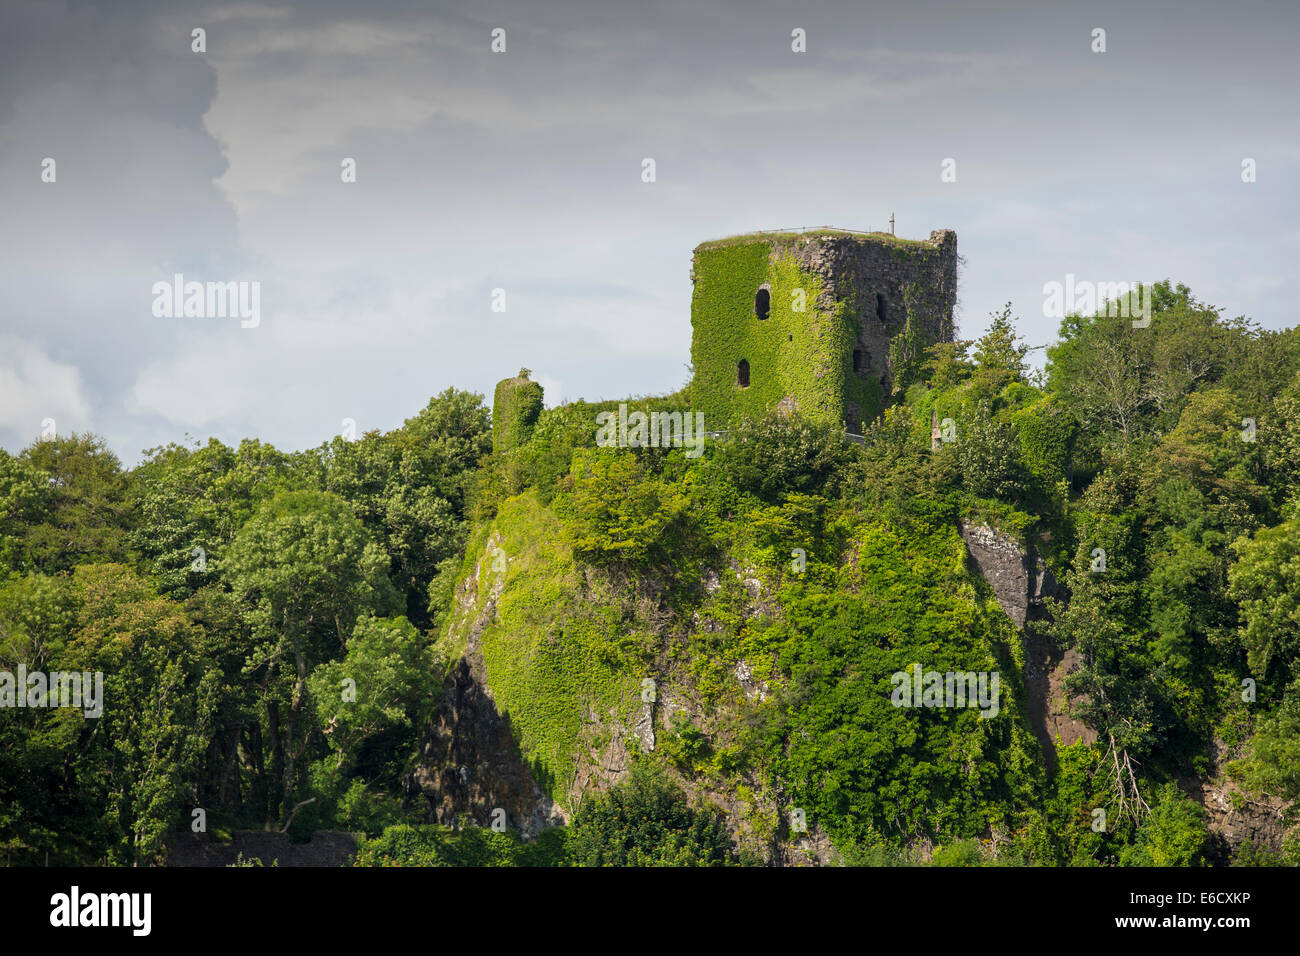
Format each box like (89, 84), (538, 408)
(2, 282), (1299, 866)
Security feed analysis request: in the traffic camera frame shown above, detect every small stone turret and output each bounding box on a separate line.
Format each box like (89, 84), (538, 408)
(492, 369), (543, 454)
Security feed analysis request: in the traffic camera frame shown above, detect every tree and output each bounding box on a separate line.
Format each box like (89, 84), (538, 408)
(973, 303), (1027, 387)
(1257, 374), (1300, 506)
(921, 339), (974, 391)
(554, 451), (691, 570)
(1047, 309), (1152, 444)
(1047, 500), (1165, 823)
(711, 411), (850, 504)
(1227, 682), (1300, 805)
(1118, 783), (1210, 866)
(15, 435), (132, 573)
(0, 565), (217, 864)
(1228, 513), (1300, 688)
(319, 388), (490, 623)
(308, 615), (431, 773)
(566, 763), (737, 866)
(954, 403), (1028, 501)
(131, 438), (308, 595)
(0, 450), (50, 574)
(1046, 281), (1229, 446)
(225, 490), (397, 819)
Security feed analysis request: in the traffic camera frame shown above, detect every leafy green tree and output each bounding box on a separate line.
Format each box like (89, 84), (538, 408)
(14, 435), (132, 573)
(1118, 783), (1210, 866)
(1047, 484), (1168, 821)
(225, 490), (398, 819)
(67, 564), (219, 864)
(1228, 512), (1300, 688)
(1227, 682), (1300, 805)
(1257, 374), (1300, 506)
(921, 339), (975, 391)
(930, 839), (989, 866)
(972, 303), (1028, 388)
(319, 388), (490, 623)
(554, 451), (691, 570)
(566, 763), (737, 866)
(955, 403), (1027, 501)
(711, 411), (850, 504)
(354, 822), (566, 867)
(1047, 282), (1230, 449)
(0, 565), (217, 864)
(308, 615), (431, 772)
(1145, 388), (1264, 508)
(0, 572), (75, 863)
(131, 438), (306, 596)
(0, 450), (50, 574)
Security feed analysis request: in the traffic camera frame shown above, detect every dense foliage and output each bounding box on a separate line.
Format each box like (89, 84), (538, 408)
(2, 281), (1298, 866)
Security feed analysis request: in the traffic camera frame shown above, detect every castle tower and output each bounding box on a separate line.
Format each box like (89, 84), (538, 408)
(688, 228), (956, 431)
(492, 369), (543, 454)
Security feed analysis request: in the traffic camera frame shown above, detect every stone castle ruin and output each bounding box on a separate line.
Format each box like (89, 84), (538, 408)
(688, 228), (957, 432)
(492, 228), (956, 443)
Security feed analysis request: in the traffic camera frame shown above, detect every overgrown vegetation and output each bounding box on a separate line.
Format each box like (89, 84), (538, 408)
(2, 281), (1298, 866)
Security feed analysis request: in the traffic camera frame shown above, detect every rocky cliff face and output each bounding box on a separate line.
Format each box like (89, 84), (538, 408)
(957, 521), (1095, 769)
(1184, 738), (1294, 861)
(958, 522), (1043, 629)
(409, 533), (565, 838)
(413, 533), (828, 863)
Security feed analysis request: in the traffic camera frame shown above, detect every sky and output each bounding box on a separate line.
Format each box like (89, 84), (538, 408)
(1, 0), (1297, 464)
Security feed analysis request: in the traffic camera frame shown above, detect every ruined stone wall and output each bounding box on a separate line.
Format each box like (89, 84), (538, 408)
(791, 229), (957, 400)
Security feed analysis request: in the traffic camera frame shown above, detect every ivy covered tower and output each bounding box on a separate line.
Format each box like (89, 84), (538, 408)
(492, 369), (544, 454)
(688, 228), (957, 431)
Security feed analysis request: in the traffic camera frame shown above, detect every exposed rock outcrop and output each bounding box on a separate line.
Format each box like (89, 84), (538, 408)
(957, 521), (1051, 629)
(1184, 738), (1295, 861)
(409, 534), (565, 838)
(958, 520), (1094, 769)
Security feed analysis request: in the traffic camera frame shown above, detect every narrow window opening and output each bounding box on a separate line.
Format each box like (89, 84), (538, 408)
(755, 287), (770, 320)
(737, 359), (750, 388)
(853, 349), (863, 373)
(877, 293), (888, 323)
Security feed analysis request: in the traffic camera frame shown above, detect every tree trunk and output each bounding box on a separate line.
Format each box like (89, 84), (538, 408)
(267, 696), (284, 823)
(243, 721), (266, 820)
(282, 639), (308, 817)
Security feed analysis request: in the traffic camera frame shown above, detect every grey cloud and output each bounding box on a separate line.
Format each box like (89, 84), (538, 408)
(1, 0), (1296, 460)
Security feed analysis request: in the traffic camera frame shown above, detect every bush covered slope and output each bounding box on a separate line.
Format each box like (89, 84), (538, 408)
(2, 282), (1299, 866)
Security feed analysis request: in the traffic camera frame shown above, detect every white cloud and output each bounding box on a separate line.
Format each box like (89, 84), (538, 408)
(0, 336), (93, 440)
(127, 341), (254, 429)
